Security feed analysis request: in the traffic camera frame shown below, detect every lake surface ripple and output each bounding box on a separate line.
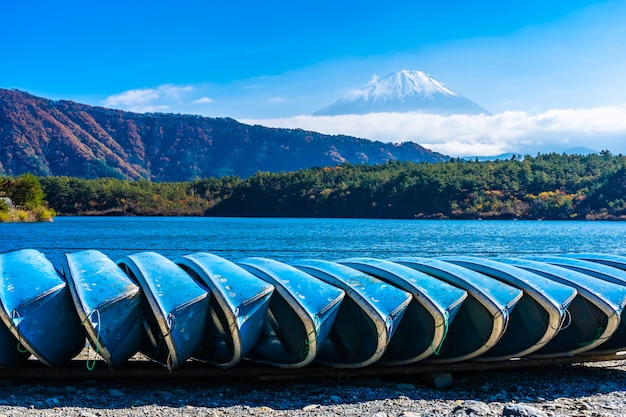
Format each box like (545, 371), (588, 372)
(2, 217), (625, 267)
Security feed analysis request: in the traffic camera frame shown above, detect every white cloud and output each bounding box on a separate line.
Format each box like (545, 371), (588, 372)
(103, 84), (194, 113)
(158, 85), (193, 100)
(267, 96), (289, 104)
(241, 105), (626, 156)
(193, 97), (214, 104)
(103, 89), (160, 107)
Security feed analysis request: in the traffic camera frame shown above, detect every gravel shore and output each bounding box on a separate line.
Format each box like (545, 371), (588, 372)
(1, 359), (626, 416)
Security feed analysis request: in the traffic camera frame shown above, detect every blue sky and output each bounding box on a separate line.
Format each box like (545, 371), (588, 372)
(3, 0), (626, 156)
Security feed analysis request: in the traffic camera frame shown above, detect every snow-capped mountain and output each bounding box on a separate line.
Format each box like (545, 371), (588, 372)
(314, 70), (489, 116)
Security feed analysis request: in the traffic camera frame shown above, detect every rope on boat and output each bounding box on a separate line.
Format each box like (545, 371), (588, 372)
(166, 312), (176, 373)
(385, 315), (394, 338)
(559, 308), (572, 331)
(10, 309), (28, 354)
(299, 314), (322, 360)
(82, 308), (101, 371)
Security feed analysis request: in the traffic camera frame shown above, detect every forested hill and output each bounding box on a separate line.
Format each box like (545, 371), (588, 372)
(39, 152), (626, 220)
(0, 89), (445, 181)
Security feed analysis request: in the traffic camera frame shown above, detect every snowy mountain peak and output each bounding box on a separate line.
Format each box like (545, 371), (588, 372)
(365, 70), (459, 101)
(314, 70), (488, 116)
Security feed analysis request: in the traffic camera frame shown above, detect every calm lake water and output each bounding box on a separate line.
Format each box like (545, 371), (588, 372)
(1, 217), (626, 268)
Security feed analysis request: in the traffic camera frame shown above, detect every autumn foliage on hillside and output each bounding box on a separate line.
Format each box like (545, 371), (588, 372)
(0, 89), (445, 181)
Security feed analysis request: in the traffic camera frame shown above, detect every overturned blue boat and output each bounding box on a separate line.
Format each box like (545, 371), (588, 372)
(62, 250), (144, 370)
(0, 249), (85, 367)
(500, 258), (626, 356)
(527, 255), (626, 354)
(438, 256), (578, 360)
(118, 252), (210, 370)
(390, 257), (524, 362)
(176, 252), (274, 368)
(238, 257), (345, 368)
(291, 259), (413, 368)
(339, 258), (468, 364)
(2, 250), (626, 370)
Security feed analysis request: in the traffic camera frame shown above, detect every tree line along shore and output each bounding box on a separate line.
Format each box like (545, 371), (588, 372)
(2, 152), (623, 222)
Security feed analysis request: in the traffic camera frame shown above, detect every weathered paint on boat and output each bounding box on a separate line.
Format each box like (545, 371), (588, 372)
(291, 259), (413, 368)
(117, 252), (209, 370)
(438, 256), (577, 360)
(499, 258), (626, 356)
(338, 258), (468, 364)
(390, 257), (523, 363)
(176, 252), (274, 368)
(61, 250), (144, 369)
(238, 257), (345, 368)
(0, 249), (84, 367)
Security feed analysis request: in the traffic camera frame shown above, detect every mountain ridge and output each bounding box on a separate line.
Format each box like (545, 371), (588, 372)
(314, 70), (489, 116)
(0, 88), (446, 181)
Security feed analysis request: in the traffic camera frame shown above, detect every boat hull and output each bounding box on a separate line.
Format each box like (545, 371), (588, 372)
(0, 249), (84, 367)
(62, 250), (144, 369)
(292, 259), (413, 368)
(176, 252), (274, 368)
(527, 256), (626, 354)
(339, 258), (468, 364)
(391, 257), (524, 363)
(238, 257), (345, 368)
(438, 256), (578, 359)
(118, 252), (209, 370)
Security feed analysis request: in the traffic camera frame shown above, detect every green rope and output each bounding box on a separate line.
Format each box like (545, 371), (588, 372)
(576, 325), (607, 348)
(82, 309), (101, 371)
(299, 315), (321, 360)
(10, 309), (29, 353)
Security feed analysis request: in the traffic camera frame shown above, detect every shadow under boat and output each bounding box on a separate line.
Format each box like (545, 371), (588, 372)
(526, 255), (626, 354)
(498, 258), (626, 356)
(237, 257), (345, 368)
(117, 252), (209, 370)
(0, 249), (84, 367)
(438, 256), (578, 360)
(291, 259), (413, 368)
(61, 250), (144, 370)
(338, 258), (468, 364)
(175, 252), (274, 368)
(389, 257), (523, 363)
